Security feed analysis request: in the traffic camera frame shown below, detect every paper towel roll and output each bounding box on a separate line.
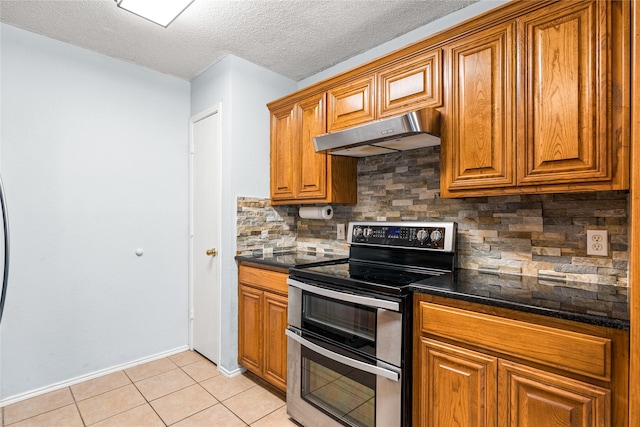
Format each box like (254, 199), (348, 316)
(299, 205), (333, 220)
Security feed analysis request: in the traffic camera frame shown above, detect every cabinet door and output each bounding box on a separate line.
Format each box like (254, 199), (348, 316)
(378, 49), (442, 117)
(417, 337), (498, 427)
(270, 104), (296, 201)
(296, 93), (328, 200)
(238, 284), (263, 376)
(517, 1), (611, 186)
(498, 360), (610, 427)
(263, 292), (288, 392)
(441, 21), (517, 195)
(327, 75), (376, 132)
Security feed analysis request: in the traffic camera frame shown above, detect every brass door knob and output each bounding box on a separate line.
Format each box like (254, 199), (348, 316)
(206, 248), (217, 257)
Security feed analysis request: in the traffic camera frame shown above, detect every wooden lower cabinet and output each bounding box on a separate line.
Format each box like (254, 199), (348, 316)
(262, 292), (288, 389)
(414, 295), (628, 427)
(238, 264), (288, 391)
(417, 337), (612, 427)
(238, 285), (263, 374)
(418, 338), (497, 427)
(499, 360), (610, 427)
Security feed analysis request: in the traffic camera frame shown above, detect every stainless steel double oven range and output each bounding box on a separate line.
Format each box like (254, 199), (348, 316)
(286, 221), (457, 427)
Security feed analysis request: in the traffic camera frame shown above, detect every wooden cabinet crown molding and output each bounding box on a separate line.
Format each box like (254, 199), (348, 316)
(267, 0), (560, 111)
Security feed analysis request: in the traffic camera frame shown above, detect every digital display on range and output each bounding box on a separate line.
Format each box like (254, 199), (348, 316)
(387, 227), (401, 238)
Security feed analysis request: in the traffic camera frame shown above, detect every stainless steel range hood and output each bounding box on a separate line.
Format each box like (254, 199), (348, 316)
(313, 108), (441, 157)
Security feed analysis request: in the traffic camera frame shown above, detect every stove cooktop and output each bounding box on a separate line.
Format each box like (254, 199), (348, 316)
(290, 259), (450, 296)
(289, 221), (458, 297)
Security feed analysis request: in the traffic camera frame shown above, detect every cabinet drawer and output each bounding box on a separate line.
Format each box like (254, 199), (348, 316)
(378, 49), (442, 117)
(239, 266), (288, 294)
(327, 76), (376, 132)
(419, 302), (611, 381)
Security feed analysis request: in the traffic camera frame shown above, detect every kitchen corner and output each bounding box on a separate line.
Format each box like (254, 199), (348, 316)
(234, 176), (631, 426)
(238, 0), (633, 419)
(2, 0), (638, 425)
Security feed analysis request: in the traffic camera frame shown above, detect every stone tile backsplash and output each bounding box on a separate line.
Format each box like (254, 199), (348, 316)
(236, 198), (297, 256)
(237, 146), (629, 286)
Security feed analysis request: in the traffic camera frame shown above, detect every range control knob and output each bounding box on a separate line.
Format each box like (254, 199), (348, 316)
(430, 229), (443, 242)
(416, 229), (429, 242)
(353, 226), (363, 237)
(363, 228), (373, 238)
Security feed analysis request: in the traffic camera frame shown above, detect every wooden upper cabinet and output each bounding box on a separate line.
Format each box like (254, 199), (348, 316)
(442, 22), (517, 194)
(327, 75), (376, 132)
(269, 104), (296, 201)
(272, 0), (630, 202)
(328, 50), (443, 129)
(270, 93), (357, 205)
(518, 1), (611, 186)
(441, 0), (629, 197)
(238, 284), (263, 375)
(378, 49), (442, 118)
(296, 93), (327, 199)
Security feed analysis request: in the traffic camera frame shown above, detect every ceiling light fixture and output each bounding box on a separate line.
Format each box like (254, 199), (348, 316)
(115, 0), (195, 27)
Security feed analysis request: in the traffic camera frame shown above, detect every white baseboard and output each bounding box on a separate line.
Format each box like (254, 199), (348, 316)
(0, 345), (189, 407)
(218, 364), (246, 378)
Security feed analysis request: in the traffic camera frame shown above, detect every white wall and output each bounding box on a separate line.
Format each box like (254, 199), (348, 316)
(0, 24), (191, 401)
(297, 0), (510, 88)
(189, 0), (509, 376)
(190, 55), (295, 373)
(0, 0), (512, 401)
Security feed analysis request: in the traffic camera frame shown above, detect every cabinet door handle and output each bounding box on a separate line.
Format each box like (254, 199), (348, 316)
(287, 278), (400, 311)
(285, 328), (400, 381)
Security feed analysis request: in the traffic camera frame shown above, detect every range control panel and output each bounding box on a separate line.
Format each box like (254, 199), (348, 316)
(348, 221), (457, 252)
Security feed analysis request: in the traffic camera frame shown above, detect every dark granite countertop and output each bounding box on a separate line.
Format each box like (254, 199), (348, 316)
(411, 269), (629, 330)
(235, 251), (348, 270)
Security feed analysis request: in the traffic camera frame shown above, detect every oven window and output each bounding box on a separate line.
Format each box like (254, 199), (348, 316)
(302, 292), (376, 354)
(301, 344), (375, 427)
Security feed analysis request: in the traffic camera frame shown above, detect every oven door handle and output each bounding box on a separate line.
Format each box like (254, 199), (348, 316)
(287, 278), (400, 312)
(285, 328), (400, 382)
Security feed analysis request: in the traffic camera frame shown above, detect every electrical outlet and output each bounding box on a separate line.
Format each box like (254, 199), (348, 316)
(587, 230), (608, 256)
(337, 224), (346, 240)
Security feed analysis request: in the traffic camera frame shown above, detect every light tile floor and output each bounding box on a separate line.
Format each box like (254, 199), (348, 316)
(1, 351), (300, 427)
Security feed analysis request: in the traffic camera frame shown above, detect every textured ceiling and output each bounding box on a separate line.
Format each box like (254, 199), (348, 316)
(0, 0), (477, 81)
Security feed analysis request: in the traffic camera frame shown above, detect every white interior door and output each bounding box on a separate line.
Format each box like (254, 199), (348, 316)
(189, 106), (221, 364)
